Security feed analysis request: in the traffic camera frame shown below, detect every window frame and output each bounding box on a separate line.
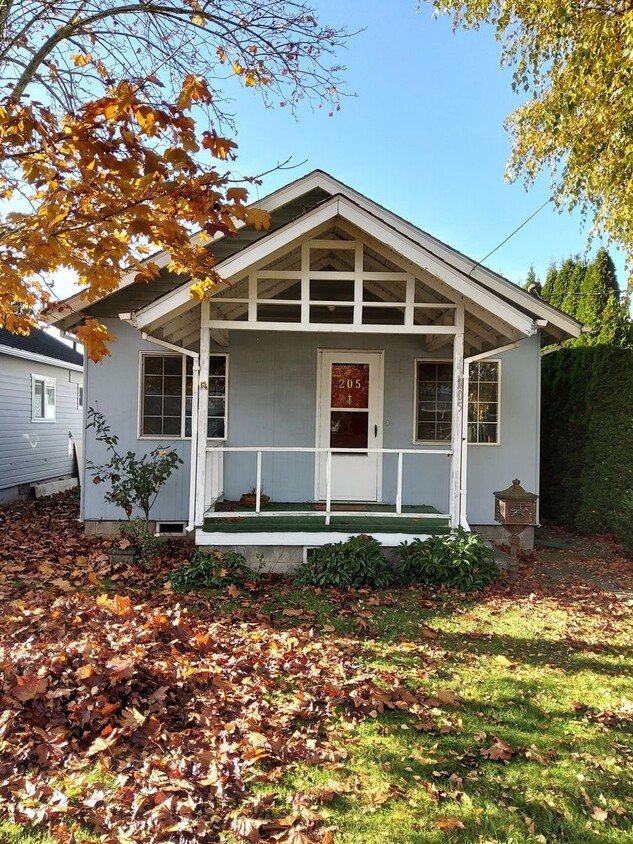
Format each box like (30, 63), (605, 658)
(31, 374), (56, 422)
(467, 359), (502, 447)
(206, 353), (229, 442)
(138, 352), (228, 441)
(412, 358), (454, 445)
(412, 358), (501, 447)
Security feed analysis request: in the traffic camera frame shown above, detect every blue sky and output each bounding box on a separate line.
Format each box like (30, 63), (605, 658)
(52, 0), (627, 302)
(217, 0), (627, 290)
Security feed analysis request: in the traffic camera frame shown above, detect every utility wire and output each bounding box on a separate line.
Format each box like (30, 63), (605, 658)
(468, 195), (554, 277)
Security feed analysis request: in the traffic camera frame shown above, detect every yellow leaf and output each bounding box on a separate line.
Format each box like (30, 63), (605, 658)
(246, 207), (270, 231)
(70, 53), (92, 67)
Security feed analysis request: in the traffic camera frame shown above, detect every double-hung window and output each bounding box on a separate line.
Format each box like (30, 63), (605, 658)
(32, 375), (56, 421)
(140, 354), (227, 439)
(414, 360), (500, 444)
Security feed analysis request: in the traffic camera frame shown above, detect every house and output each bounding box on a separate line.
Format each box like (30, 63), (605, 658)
(47, 171), (582, 564)
(0, 327), (83, 504)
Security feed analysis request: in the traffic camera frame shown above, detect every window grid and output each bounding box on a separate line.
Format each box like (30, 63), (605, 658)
(32, 375), (56, 421)
(414, 360), (500, 445)
(140, 354), (227, 440)
(467, 361), (499, 444)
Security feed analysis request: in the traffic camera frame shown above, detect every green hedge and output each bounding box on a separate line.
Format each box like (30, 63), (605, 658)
(540, 345), (633, 550)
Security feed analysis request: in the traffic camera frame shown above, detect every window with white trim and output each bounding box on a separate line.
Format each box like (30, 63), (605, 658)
(32, 375), (56, 421)
(77, 385), (84, 409)
(140, 354), (227, 439)
(414, 360), (500, 444)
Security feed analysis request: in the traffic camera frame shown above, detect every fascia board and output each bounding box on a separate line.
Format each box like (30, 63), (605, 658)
(335, 197), (536, 336)
(133, 196), (343, 328)
(307, 172), (583, 337)
(135, 194), (536, 337)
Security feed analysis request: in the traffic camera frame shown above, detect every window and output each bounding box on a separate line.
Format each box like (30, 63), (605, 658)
(32, 375), (56, 421)
(415, 362), (453, 442)
(140, 354), (227, 439)
(207, 355), (227, 439)
(414, 360), (500, 444)
(77, 385), (84, 409)
(467, 361), (500, 444)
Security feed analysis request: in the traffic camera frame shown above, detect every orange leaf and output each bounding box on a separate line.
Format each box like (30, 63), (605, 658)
(11, 674), (48, 702)
(433, 817), (465, 830)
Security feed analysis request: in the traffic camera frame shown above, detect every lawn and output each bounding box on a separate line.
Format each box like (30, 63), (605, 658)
(0, 491), (631, 843)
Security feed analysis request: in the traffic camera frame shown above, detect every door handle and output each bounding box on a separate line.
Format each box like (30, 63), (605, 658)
(374, 424), (378, 437)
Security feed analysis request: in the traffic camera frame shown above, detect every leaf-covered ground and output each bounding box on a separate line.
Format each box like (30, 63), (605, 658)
(0, 492), (632, 843)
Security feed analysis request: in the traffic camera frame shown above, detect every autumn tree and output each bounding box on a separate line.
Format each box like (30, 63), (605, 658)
(0, 1), (350, 358)
(423, 1), (633, 277)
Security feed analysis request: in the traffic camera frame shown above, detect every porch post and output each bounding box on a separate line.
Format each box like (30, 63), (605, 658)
(194, 298), (211, 527)
(449, 304), (465, 528)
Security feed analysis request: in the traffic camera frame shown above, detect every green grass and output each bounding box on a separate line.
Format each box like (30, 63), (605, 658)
(237, 586), (633, 843)
(2, 581), (632, 842)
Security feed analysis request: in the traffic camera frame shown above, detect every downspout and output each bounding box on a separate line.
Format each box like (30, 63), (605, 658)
(134, 327), (200, 534)
(460, 339), (525, 531)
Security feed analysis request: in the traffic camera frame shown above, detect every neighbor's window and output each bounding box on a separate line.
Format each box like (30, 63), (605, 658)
(140, 354), (227, 439)
(77, 385), (84, 410)
(414, 360), (500, 444)
(32, 375), (56, 421)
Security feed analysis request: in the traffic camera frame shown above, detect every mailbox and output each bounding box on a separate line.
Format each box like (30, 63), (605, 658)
(494, 479), (538, 527)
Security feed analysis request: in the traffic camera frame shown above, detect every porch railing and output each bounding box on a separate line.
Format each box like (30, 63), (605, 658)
(204, 446), (452, 525)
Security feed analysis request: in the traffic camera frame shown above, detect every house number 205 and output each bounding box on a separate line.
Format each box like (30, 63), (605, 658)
(338, 378), (362, 389)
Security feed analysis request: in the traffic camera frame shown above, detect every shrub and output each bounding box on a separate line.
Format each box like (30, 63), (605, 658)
(395, 529), (500, 591)
(293, 534), (394, 588)
(86, 406), (183, 563)
(169, 549), (258, 591)
(611, 490), (633, 556)
(121, 516), (162, 566)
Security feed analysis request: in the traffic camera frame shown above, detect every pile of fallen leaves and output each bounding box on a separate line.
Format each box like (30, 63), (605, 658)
(0, 494), (458, 843)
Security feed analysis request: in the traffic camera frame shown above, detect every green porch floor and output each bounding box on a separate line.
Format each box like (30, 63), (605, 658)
(202, 502), (450, 534)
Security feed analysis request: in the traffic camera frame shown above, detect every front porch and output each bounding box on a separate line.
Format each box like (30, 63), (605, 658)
(123, 209), (539, 546)
(199, 500), (450, 549)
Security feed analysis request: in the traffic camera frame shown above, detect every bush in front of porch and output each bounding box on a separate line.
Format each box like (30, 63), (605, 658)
(294, 534), (395, 589)
(292, 530), (501, 592)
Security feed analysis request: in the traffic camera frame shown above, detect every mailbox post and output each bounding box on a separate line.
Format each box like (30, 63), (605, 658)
(494, 479), (538, 580)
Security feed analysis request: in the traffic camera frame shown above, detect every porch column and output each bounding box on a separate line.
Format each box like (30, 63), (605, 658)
(449, 304), (465, 528)
(194, 298), (211, 526)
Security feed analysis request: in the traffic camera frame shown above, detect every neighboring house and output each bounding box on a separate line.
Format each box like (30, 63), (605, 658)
(0, 327), (83, 504)
(48, 171), (582, 561)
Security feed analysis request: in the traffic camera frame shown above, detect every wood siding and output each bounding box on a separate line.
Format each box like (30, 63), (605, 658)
(0, 354), (83, 493)
(84, 320), (539, 525)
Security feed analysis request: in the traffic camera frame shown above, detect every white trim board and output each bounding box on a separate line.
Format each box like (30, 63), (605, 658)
(45, 169), (582, 341)
(132, 196), (537, 338)
(195, 530), (443, 548)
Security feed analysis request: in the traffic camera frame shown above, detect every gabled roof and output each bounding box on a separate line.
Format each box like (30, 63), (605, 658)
(46, 170), (583, 343)
(0, 327), (83, 367)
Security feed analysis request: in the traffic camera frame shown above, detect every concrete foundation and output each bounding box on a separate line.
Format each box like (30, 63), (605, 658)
(210, 545), (305, 575)
(33, 477), (78, 498)
(472, 524), (534, 551)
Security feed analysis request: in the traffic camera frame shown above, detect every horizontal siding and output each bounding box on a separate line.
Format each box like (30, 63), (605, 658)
(82, 322), (191, 522)
(0, 354), (83, 490)
(83, 321), (539, 526)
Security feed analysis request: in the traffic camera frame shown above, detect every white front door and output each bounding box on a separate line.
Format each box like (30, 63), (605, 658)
(316, 350), (384, 502)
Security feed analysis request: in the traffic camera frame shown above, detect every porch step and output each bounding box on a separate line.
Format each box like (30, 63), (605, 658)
(201, 514), (450, 535)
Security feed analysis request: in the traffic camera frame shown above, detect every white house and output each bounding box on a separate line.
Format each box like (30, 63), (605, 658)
(0, 327), (83, 503)
(47, 171), (582, 562)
